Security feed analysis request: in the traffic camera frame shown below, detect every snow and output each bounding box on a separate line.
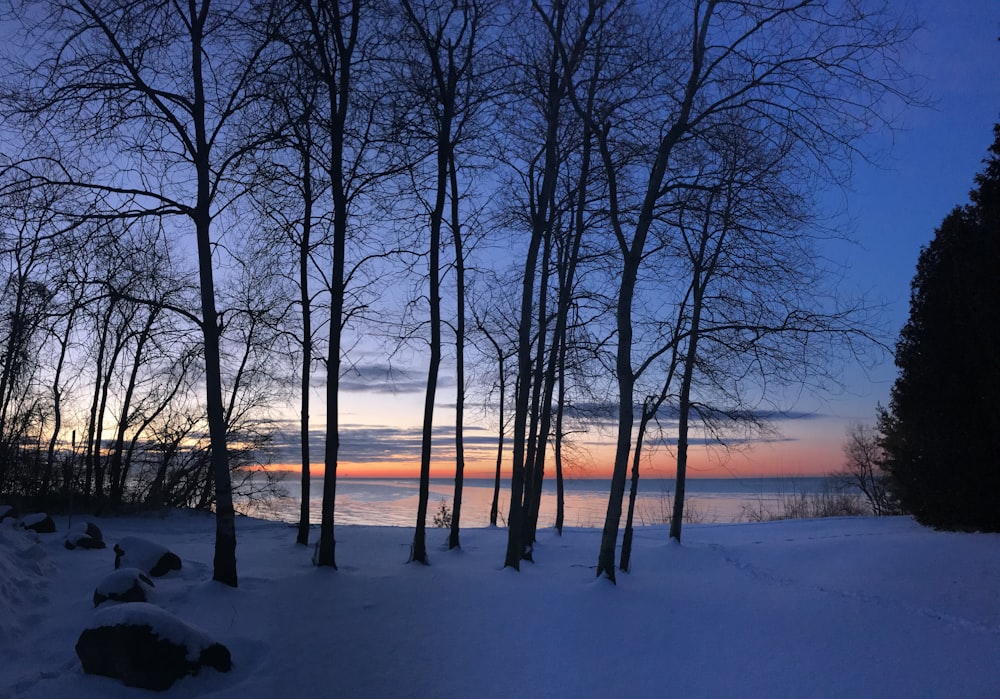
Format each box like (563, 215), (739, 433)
(1, 511), (998, 697)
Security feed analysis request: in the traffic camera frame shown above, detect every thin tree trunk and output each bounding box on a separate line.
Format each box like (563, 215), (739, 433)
(620, 408), (651, 572)
(485, 327), (506, 527)
(190, 6), (237, 587)
(44, 304), (77, 496)
(595, 252), (638, 582)
(669, 272), (704, 543)
(297, 136), (315, 547)
(553, 351), (565, 534)
(504, 17), (564, 568)
(314, 0), (360, 570)
(521, 230), (552, 554)
(504, 228), (544, 569)
(411, 98), (452, 566)
(110, 308), (158, 509)
(93, 319), (131, 507)
(592, 0), (708, 582)
(83, 302), (114, 497)
(449, 155), (465, 551)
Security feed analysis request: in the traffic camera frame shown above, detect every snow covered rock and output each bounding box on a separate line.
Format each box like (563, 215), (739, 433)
(65, 522), (105, 551)
(20, 513), (55, 534)
(66, 532), (106, 550)
(93, 568), (155, 607)
(75, 603), (231, 690)
(113, 536), (181, 576)
(0, 504), (16, 521)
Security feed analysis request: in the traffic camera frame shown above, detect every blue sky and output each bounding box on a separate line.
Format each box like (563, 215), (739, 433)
(277, 1), (1000, 479)
(818, 2), (999, 412)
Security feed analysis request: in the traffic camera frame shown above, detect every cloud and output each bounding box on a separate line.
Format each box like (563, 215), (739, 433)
(337, 362), (455, 394)
(268, 422), (499, 465)
(643, 435), (799, 448)
(560, 402), (829, 425)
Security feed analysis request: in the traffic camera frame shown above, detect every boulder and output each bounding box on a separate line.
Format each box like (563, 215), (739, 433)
(93, 568), (155, 606)
(75, 603), (231, 691)
(66, 532), (106, 550)
(84, 521), (103, 542)
(113, 536), (181, 577)
(21, 513), (56, 534)
(65, 521), (105, 550)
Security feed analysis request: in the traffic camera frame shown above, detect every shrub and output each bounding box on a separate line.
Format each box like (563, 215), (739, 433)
(432, 500), (452, 528)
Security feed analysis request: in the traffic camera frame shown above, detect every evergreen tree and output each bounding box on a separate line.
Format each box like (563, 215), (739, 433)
(879, 123), (1000, 530)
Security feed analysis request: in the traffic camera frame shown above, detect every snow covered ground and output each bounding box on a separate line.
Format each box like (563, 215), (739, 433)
(1, 511), (998, 697)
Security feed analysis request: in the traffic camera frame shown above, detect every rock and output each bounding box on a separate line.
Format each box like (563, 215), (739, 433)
(0, 505), (16, 521)
(66, 532), (108, 551)
(21, 513), (56, 534)
(113, 537), (181, 577)
(66, 521), (105, 550)
(93, 568), (155, 607)
(84, 521), (103, 542)
(65, 532), (107, 550)
(75, 603), (231, 691)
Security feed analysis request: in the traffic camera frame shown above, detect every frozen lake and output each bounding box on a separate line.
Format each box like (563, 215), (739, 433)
(250, 476), (845, 527)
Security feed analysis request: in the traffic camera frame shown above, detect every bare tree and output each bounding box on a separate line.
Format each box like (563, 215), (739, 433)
(543, 0), (916, 582)
(838, 423), (898, 516)
(499, 0), (607, 570)
(245, 60), (328, 546)
(395, 0), (495, 560)
(281, 0), (403, 568)
(2, 0), (288, 585)
(470, 285), (518, 527)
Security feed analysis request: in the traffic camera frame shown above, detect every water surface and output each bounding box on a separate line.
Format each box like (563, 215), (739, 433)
(251, 476), (839, 528)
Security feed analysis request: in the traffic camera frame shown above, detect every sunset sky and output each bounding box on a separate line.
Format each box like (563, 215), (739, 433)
(270, 1), (1000, 481)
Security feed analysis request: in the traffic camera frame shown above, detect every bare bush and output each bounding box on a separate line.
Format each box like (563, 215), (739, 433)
(739, 483), (866, 523)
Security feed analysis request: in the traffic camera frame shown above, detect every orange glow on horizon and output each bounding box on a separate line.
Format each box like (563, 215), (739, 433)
(259, 438), (842, 480)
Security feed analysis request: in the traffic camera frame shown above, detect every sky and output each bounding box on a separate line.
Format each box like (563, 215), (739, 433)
(272, 1), (1000, 481)
(1, 3), (995, 485)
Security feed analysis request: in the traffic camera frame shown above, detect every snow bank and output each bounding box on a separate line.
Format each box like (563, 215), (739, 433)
(0, 523), (51, 643)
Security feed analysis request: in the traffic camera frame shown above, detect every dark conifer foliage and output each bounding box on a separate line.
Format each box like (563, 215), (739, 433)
(880, 124), (1000, 531)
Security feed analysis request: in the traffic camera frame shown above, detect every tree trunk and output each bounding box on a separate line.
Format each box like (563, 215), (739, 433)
(83, 302), (114, 498)
(44, 304), (77, 496)
(314, 0), (361, 571)
(190, 7), (237, 587)
(487, 329), (505, 527)
(553, 355), (565, 535)
(505, 20), (565, 567)
(669, 273), (704, 543)
(620, 408), (651, 572)
(297, 138), (315, 547)
(449, 155), (465, 551)
(411, 93), (452, 564)
(504, 227), (544, 569)
(110, 308), (157, 509)
(521, 230), (552, 553)
(595, 252), (638, 582)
